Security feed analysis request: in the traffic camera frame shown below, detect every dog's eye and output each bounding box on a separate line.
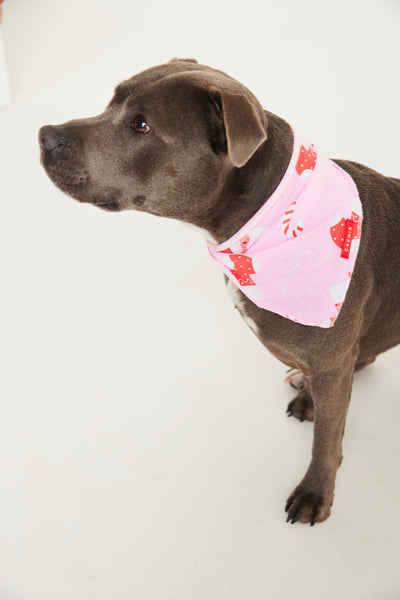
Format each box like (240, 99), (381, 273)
(130, 116), (151, 135)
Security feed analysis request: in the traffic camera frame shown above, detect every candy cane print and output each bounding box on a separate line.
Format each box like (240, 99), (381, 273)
(282, 201), (304, 237)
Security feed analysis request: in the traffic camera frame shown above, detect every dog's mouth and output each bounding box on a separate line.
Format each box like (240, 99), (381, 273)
(94, 199), (121, 212)
(40, 148), (122, 212)
(40, 145), (88, 188)
(39, 125), (119, 211)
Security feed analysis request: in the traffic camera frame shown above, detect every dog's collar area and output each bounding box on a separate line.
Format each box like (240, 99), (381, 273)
(209, 130), (307, 254)
(207, 130), (363, 328)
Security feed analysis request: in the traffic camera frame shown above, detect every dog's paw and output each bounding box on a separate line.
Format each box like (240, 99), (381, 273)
(284, 368), (305, 390)
(286, 388), (314, 422)
(285, 483), (333, 526)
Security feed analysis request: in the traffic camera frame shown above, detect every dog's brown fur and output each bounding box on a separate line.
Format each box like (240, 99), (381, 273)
(39, 59), (400, 525)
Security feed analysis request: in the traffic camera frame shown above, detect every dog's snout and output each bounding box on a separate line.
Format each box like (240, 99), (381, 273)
(39, 125), (64, 151)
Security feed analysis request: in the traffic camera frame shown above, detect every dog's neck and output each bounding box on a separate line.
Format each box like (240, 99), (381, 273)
(204, 112), (294, 244)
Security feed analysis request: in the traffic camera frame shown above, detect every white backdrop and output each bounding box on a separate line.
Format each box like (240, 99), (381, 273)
(1, 1), (400, 599)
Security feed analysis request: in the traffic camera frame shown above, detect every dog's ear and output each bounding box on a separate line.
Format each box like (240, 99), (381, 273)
(169, 57), (198, 63)
(210, 90), (267, 168)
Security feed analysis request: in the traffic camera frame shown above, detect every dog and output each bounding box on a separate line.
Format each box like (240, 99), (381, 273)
(39, 58), (400, 525)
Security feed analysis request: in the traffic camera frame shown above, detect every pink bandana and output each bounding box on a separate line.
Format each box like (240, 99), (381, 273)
(207, 132), (363, 327)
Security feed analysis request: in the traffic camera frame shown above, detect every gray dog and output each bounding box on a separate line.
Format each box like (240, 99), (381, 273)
(39, 58), (400, 525)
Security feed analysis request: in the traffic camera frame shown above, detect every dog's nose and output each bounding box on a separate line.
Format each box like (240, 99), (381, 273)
(39, 125), (63, 151)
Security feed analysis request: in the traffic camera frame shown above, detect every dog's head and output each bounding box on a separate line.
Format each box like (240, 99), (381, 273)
(39, 59), (267, 228)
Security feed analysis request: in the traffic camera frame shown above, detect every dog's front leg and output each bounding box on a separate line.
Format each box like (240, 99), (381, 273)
(285, 361), (355, 525)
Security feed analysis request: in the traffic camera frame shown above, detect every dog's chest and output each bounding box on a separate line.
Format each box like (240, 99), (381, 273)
(208, 136), (363, 328)
(226, 279), (260, 335)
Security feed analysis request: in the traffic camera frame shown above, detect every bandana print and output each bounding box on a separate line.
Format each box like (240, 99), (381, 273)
(207, 132), (363, 328)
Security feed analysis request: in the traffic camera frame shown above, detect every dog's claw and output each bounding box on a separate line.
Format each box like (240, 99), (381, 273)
(310, 508), (318, 526)
(285, 485), (332, 525)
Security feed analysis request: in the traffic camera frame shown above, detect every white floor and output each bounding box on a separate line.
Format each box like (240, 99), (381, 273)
(1, 1), (400, 599)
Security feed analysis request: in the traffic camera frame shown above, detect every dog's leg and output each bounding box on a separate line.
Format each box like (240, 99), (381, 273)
(285, 361), (355, 525)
